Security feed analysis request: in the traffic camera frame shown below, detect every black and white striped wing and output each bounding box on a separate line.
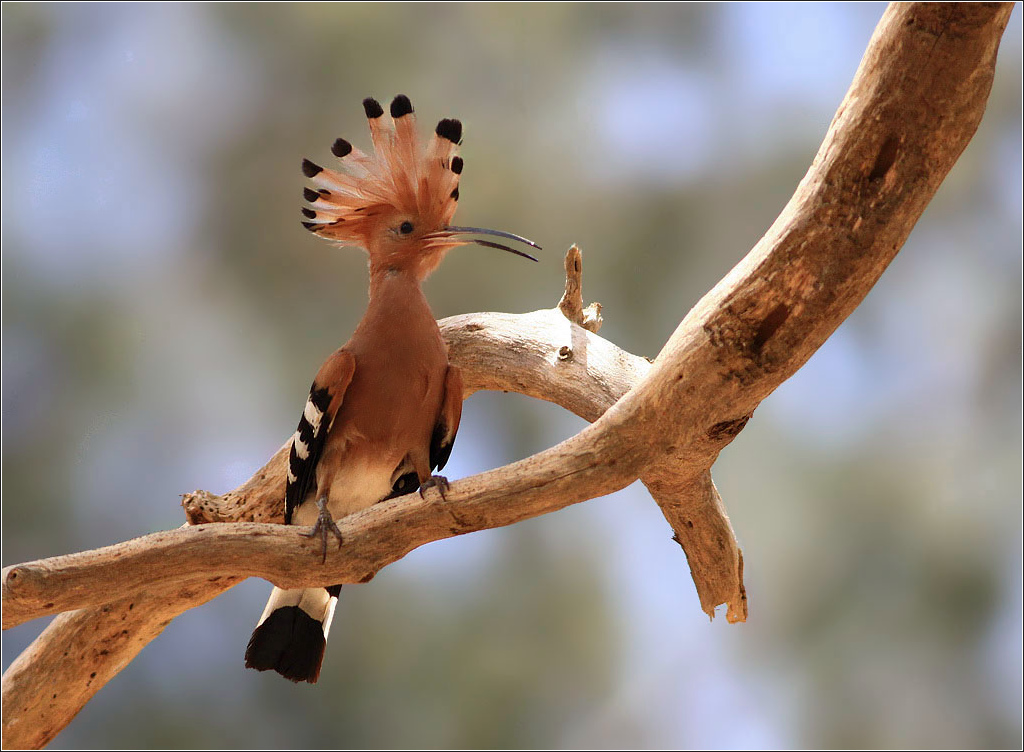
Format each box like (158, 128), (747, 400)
(284, 349), (355, 525)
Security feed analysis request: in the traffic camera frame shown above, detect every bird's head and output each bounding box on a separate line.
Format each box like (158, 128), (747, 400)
(301, 95), (539, 280)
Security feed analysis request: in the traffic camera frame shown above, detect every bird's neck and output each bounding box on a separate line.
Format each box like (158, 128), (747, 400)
(354, 263), (437, 346)
(366, 262), (428, 306)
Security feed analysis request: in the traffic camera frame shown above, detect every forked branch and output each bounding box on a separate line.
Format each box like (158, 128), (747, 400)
(1, 3), (1014, 748)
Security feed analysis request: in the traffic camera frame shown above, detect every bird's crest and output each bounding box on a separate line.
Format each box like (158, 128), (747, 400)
(300, 95), (463, 246)
(300, 95), (540, 267)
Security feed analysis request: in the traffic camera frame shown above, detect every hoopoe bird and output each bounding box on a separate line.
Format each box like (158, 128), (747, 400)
(244, 95), (539, 683)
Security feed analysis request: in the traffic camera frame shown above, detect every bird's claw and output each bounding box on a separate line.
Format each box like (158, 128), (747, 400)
(301, 498), (343, 564)
(419, 475), (450, 501)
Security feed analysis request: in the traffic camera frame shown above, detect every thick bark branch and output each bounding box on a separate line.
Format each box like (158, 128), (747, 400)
(645, 468), (746, 623)
(1, 581), (243, 752)
(1, 3), (1012, 748)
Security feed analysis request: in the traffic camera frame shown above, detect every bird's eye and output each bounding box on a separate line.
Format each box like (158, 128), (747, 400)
(399, 221), (414, 235)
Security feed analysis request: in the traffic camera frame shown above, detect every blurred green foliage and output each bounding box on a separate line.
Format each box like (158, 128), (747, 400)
(2, 3), (1020, 748)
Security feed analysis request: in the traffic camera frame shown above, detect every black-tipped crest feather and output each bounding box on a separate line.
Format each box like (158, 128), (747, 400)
(390, 95), (413, 118)
(435, 118), (462, 143)
(331, 138), (353, 158)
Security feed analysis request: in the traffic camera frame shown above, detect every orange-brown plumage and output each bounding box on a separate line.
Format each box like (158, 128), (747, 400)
(245, 95), (537, 683)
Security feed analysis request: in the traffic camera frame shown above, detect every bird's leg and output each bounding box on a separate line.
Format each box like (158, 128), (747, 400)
(301, 497), (343, 564)
(419, 475), (450, 500)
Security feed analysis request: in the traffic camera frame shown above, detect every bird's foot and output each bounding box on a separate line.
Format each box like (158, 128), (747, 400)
(301, 498), (343, 564)
(419, 475), (450, 500)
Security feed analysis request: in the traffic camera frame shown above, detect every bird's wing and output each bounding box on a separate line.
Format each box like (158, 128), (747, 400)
(429, 364), (464, 473)
(284, 349), (356, 524)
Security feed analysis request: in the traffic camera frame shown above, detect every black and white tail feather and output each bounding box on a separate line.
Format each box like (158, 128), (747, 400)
(244, 377), (343, 683)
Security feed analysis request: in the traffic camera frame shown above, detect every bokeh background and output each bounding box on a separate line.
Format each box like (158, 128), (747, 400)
(2, 3), (1021, 748)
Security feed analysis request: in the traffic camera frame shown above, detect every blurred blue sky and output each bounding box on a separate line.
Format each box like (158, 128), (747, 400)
(2, 3), (1021, 748)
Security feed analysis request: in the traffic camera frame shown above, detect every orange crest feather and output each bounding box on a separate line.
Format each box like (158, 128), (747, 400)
(300, 95), (462, 248)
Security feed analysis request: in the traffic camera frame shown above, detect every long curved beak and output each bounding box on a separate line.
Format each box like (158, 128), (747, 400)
(424, 226), (541, 262)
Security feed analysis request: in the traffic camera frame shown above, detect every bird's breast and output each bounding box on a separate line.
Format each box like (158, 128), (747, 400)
(324, 321), (447, 468)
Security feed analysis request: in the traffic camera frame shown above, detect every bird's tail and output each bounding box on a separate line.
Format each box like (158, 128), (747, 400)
(244, 584), (342, 683)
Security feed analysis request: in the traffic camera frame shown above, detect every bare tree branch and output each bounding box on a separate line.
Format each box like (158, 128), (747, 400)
(1, 3), (1013, 748)
(3, 298), (654, 628)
